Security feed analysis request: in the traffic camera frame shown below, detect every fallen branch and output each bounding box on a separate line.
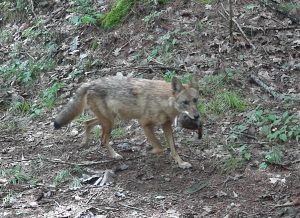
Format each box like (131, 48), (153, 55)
(86, 193), (99, 204)
(249, 74), (285, 101)
(251, 74), (300, 102)
(292, 159), (300, 164)
(118, 202), (145, 212)
(42, 158), (113, 166)
(272, 199), (300, 209)
(111, 64), (187, 73)
(242, 25), (300, 35)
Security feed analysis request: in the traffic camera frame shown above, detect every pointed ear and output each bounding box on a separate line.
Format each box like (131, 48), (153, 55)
(189, 78), (199, 90)
(171, 77), (184, 94)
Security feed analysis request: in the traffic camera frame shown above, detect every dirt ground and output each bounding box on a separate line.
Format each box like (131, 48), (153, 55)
(1, 0), (300, 217)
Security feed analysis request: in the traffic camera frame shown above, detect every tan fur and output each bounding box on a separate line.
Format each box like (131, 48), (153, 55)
(54, 77), (200, 169)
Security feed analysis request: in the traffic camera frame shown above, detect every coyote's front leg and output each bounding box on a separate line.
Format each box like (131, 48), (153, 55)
(162, 121), (192, 169)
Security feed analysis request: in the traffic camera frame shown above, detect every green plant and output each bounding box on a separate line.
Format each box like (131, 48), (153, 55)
(223, 156), (245, 172)
(244, 3), (258, 11)
(1, 58), (56, 85)
(22, 19), (52, 39)
(265, 147), (283, 165)
(163, 70), (176, 82)
(227, 143), (252, 162)
(92, 126), (101, 140)
(0, 30), (12, 44)
(143, 0), (170, 4)
(195, 21), (206, 32)
(260, 147), (284, 169)
(40, 82), (64, 109)
(53, 169), (71, 187)
(143, 10), (163, 23)
(208, 91), (247, 114)
(71, 165), (83, 174)
(197, 0), (213, 5)
(112, 127), (126, 139)
(198, 102), (207, 117)
(2, 191), (14, 207)
(223, 91), (247, 112)
(147, 32), (177, 63)
(1, 165), (32, 184)
(76, 113), (94, 125)
(102, 0), (135, 28)
(237, 144), (252, 161)
(248, 109), (300, 142)
(199, 74), (225, 96)
(69, 178), (82, 189)
(278, 3), (300, 13)
(181, 73), (192, 84)
(68, 0), (103, 26)
(10, 101), (31, 115)
(0, 0), (33, 24)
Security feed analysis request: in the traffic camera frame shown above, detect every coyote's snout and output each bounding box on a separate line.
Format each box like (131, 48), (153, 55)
(54, 77), (200, 169)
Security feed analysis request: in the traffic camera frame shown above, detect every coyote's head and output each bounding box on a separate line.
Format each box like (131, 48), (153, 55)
(172, 77), (200, 120)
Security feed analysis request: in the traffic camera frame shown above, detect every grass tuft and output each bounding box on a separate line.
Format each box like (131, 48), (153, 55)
(102, 0), (135, 28)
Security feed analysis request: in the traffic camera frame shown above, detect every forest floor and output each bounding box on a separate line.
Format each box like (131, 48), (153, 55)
(0, 0), (300, 217)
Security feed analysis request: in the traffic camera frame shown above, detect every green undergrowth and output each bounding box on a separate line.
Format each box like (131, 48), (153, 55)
(0, 0), (33, 24)
(1, 57), (56, 85)
(102, 0), (135, 28)
(1, 164), (35, 185)
(225, 107), (300, 171)
(68, 0), (103, 26)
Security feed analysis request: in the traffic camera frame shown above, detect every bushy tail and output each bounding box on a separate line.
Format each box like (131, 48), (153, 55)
(54, 84), (90, 129)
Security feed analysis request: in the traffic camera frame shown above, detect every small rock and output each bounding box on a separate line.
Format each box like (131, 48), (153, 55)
(155, 195), (165, 200)
(164, 177), (171, 182)
(115, 192), (126, 198)
(70, 128), (79, 136)
(114, 163), (129, 172)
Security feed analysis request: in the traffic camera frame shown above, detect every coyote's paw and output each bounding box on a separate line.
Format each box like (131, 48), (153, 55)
(150, 147), (163, 154)
(178, 161), (192, 169)
(111, 152), (123, 160)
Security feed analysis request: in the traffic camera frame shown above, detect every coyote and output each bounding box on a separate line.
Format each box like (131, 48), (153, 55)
(54, 77), (200, 169)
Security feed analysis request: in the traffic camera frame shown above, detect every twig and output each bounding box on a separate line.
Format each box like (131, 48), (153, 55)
(107, 64), (187, 74)
(292, 159), (300, 164)
(118, 202), (145, 212)
(86, 193), (99, 204)
(0, 114), (6, 120)
(229, 0), (233, 44)
(42, 158), (114, 166)
(29, 0), (37, 17)
(234, 141), (269, 145)
(221, 3), (256, 49)
(232, 18), (256, 49)
(242, 25), (300, 34)
(124, 65), (187, 73)
(230, 131), (257, 140)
